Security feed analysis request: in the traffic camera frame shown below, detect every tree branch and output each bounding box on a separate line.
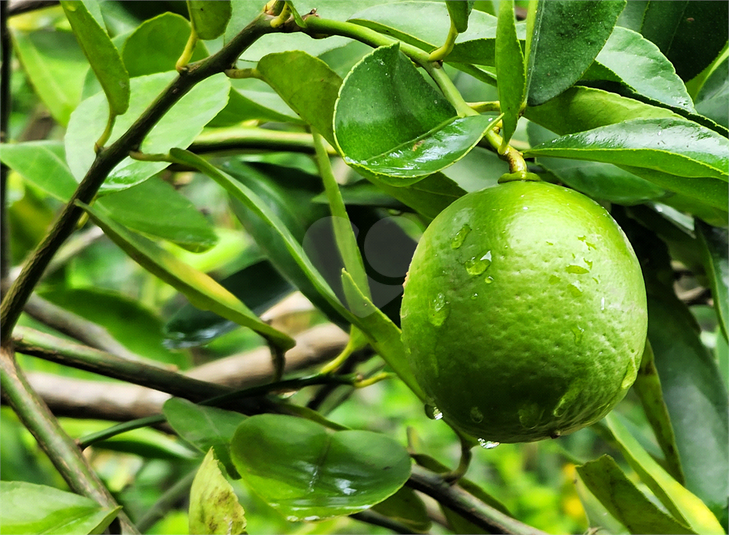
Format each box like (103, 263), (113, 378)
(0, 12), (277, 343)
(0, 346), (140, 534)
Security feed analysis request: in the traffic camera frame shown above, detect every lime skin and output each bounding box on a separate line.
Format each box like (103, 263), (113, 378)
(401, 181), (648, 443)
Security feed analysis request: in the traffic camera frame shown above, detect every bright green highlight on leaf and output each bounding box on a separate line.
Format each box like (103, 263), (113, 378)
(78, 200), (295, 351)
(60, 0), (130, 117)
(0, 481), (121, 535)
(230, 414), (411, 521)
(189, 449), (247, 535)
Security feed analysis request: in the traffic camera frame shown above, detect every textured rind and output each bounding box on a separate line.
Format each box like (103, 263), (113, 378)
(401, 181), (647, 443)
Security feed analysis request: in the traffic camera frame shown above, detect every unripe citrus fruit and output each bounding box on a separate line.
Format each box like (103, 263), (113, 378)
(401, 181), (647, 443)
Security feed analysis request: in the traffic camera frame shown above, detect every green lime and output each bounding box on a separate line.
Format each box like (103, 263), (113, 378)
(401, 181), (647, 443)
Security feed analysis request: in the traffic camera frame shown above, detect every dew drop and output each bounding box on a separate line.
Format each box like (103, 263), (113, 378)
(568, 281), (583, 297)
(425, 404), (444, 420)
(600, 297), (606, 311)
(428, 293), (449, 326)
(566, 264), (589, 274)
(470, 406), (484, 423)
(546, 241), (554, 246)
(478, 439), (500, 449)
(584, 259), (593, 269)
(571, 325), (585, 343)
(549, 275), (561, 285)
(484, 276), (494, 284)
(518, 404), (543, 429)
(465, 251), (492, 275)
(621, 361), (638, 390)
(451, 224), (471, 249)
(471, 292), (479, 300)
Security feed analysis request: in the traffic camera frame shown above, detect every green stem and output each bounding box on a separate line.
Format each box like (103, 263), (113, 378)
(136, 468), (198, 533)
(94, 111), (116, 152)
(442, 436), (473, 484)
(469, 100), (501, 113)
(353, 371), (393, 388)
(175, 27), (198, 72)
(320, 333), (358, 374)
(224, 67), (262, 79)
(422, 62), (476, 117)
(0, 12), (276, 345)
(429, 19), (459, 61)
(312, 130), (370, 297)
(190, 127), (334, 155)
(270, 2), (291, 28)
(0, 347), (140, 534)
(77, 415), (166, 450)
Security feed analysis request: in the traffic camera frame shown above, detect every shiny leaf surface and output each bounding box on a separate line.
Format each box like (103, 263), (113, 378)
(65, 72), (230, 192)
(695, 57), (729, 129)
(526, 0), (625, 106)
(187, 0), (231, 40)
(495, 0), (525, 145)
(230, 414), (411, 521)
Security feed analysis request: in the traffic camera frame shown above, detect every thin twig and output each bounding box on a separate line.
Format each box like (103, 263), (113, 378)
(0, 347), (140, 534)
(0, 12), (277, 343)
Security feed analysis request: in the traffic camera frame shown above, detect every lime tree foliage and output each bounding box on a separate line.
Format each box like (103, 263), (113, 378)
(0, 1), (727, 534)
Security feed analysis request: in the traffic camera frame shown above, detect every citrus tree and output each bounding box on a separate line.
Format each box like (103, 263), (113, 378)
(0, 1), (727, 534)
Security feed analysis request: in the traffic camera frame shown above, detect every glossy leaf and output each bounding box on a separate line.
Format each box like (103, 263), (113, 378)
(576, 455), (694, 534)
(257, 51), (342, 146)
(0, 481), (120, 535)
(122, 12), (209, 77)
(585, 27), (695, 113)
(10, 29), (88, 125)
(526, 122), (668, 205)
(209, 85), (301, 127)
(495, 0), (525, 145)
(65, 72), (230, 192)
(169, 150), (353, 325)
(187, 0), (232, 40)
(524, 86), (680, 136)
(371, 172), (466, 220)
(526, 0), (625, 106)
(341, 270), (425, 401)
(371, 487), (431, 533)
(696, 221), (729, 340)
(695, 57), (729, 129)
(446, 0), (475, 33)
(164, 398), (247, 453)
(631, 341), (685, 484)
(525, 118), (729, 209)
(164, 260), (293, 348)
(0, 142), (217, 251)
(646, 276), (729, 524)
(605, 414), (724, 535)
(334, 43), (493, 185)
(230, 414), (411, 521)
(640, 1), (728, 81)
(60, 0), (130, 116)
(78, 201), (295, 351)
(189, 449), (247, 535)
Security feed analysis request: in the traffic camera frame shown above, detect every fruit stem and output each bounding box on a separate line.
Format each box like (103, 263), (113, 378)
(442, 436), (473, 484)
(429, 19), (459, 62)
(175, 27), (198, 72)
(320, 331), (358, 374)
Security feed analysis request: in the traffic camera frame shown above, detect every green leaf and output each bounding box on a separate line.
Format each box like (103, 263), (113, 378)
(526, 0), (625, 106)
(576, 455), (694, 534)
(446, 0), (476, 33)
(526, 122), (668, 205)
(695, 57), (729, 129)
(164, 260), (293, 348)
(525, 118), (729, 209)
(164, 398), (247, 453)
(0, 481), (120, 535)
(208, 86), (300, 127)
(524, 86), (681, 136)
(169, 150), (354, 325)
(96, 177), (218, 252)
(631, 341), (685, 484)
(640, 1), (728, 81)
(696, 221), (729, 340)
(341, 270), (425, 401)
(370, 172), (466, 220)
(495, 0), (525, 145)
(10, 29), (88, 126)
(230, 414), (411, 521)
(187, 0), (232, 40)
(257, 51), (342, 147)
(60, 0), (130, 116)
(78, 200), (295, 351)
(65, 72), (230, 192)
(0, 142), (217, 252)
(371, 487), (431, 533)
(645, 280), (729, 524)
(189, 449), (247, 535)
(605, 414), (724, 535)
(121, 12), (209, 77)
(334, 43), (493, 185)
(584, 26), (695, 113)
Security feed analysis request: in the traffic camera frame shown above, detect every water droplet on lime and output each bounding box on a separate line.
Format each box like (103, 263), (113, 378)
(428, 293), (449, 326)
(566, 264), (589, 274)
(568, 281), (583, 297)
(621, 361), (638, 390)
(465, 251), (492, 275)
(484, 276), (494, 285)
(478, 439), (500, 449)
(470, 406), (484, 423)
(549, 275), (560, 284)
(451, 224), (471, 249)
(571, 325), (585, 343)
(518, 404), (543, 429)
